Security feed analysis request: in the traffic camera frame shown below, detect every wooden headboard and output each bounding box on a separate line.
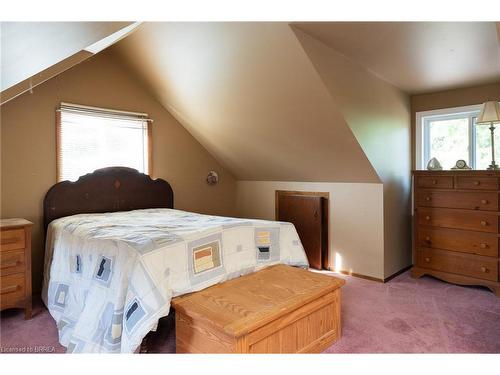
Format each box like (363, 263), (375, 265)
(43, 167), (174, 230)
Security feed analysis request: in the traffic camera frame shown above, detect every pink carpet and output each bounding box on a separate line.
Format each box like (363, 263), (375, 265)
(1, 270), (499, 353)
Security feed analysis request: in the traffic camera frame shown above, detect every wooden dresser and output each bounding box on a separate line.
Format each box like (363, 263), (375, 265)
(0, 218), (33, 318)
(412, 171), (500, 296)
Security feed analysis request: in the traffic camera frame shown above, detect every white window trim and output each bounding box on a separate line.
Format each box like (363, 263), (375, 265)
(415, 104), (482, 170)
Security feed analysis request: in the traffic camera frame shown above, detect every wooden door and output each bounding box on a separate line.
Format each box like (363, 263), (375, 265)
(276, 191), (329, 269)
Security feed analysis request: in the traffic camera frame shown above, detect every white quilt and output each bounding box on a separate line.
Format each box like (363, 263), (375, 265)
(41, 208), (308, 353)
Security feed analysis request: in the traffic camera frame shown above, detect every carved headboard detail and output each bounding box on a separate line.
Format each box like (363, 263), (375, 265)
(43, 167), (174, 230)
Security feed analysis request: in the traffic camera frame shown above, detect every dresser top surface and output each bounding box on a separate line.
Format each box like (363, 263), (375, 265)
(413, 170), (500, 176)
(0, 218), (33, 229)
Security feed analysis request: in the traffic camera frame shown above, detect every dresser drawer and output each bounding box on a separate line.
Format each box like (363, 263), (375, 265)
(455, 176), (499, 190)
(417, 248), (498, 281)
(0, 250), (26, 276)
(418, 207), (498, 233)
(416, 190), (498, 211)
(416, 176), (453, 189)
(0, 273), (26, 307)
(417, 227), (498, 257)
(0, 229), (25, 252)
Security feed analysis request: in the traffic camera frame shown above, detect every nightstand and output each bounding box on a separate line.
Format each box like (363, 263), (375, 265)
(0, 218), (33, 319)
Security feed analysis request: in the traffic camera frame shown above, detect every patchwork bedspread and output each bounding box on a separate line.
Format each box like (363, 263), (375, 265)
(41, 208), (308, 353)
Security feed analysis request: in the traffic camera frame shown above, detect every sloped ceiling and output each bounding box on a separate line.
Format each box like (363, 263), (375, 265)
(112, 22), (380, 183)
(292, 27), (410, 184)
(292, 28), (412, 275)
(0, 22), (136, 103)
(293, 22), (500, 94)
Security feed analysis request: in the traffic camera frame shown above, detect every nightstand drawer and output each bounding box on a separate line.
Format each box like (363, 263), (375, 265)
(0, 273), (26, 307)
(0, 219), (32, 318)
(416, 176), (453, 189)
(455, 176), (499, 190)
(0, 250), (25, 276)
(417, 248), (498, 282)
(0, 229), (25, 252)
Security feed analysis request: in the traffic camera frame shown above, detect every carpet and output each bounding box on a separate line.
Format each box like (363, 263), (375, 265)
(1, 270), (499, 353)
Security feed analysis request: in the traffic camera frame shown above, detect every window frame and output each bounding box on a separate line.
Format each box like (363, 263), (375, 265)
(416, 104), (481, 170)
(55, 103), (153, 182)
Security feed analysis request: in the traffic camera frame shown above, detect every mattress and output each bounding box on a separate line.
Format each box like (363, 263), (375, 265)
(41, 208), (308, 353)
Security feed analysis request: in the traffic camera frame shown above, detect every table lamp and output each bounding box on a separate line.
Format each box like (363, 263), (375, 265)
(477, 101), (500, 170)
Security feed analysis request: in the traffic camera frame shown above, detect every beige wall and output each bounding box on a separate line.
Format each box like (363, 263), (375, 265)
(293, 28), (412, 278)
(0, 50), (237, 292)
(236, 181), (385, 279)
(411, 82), (500, 169)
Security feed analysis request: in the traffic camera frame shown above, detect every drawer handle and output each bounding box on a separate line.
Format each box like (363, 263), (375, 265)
(479, 243), (488, 249)
(480, 220), (488, 226)
(425, 236), (431, 242)
(424, 257), (431, 263)
(481, 200), (489, 204)
(431, 179), (437, 185)
(1, 285), (20, 295)
(425, 216), (431, 221)
(1, 238), (20, 245)
(425, 197), (432, 201)
(473, 181), (480, 186)
(1, 260), (21, 269)
(480, 266), (489, 273)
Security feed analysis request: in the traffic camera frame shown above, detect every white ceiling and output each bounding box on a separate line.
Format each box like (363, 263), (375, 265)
(0, 22), (138, 104)
(294, 22), (500, 94)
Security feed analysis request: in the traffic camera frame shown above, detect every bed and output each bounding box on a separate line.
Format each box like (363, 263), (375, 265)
(41, 167), (309, 353)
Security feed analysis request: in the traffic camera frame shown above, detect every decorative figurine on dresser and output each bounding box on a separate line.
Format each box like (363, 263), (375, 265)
(0, 218), (33, 318)
(412, 171), (500, 296)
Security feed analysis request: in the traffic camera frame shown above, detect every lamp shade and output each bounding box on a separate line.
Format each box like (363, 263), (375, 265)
(477, 101), (500, 124)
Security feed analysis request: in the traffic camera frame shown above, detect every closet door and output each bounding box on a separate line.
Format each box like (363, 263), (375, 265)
(276, 192), (329, 269)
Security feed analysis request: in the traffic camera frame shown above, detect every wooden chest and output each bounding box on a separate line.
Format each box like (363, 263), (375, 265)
(171, 264), (345, 353)
(412, 171), (500, 296)
(1, 218), (33, 318)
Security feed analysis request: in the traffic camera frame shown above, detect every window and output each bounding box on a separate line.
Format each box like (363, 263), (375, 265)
(57, 103), (151, 182)
(416, 104), (497, 170)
